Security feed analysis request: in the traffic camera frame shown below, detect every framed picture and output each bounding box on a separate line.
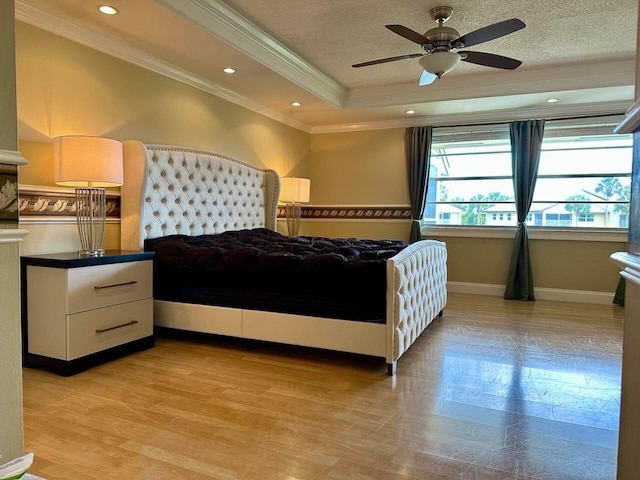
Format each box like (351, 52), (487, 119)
(0, 165), (18, 226)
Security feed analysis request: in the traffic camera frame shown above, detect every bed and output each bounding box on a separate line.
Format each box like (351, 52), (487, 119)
(120, 141), (447, 375)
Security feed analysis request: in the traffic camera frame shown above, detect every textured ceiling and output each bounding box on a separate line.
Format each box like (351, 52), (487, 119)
(14, 0), (639, 131)
(224, 0), (638, 88)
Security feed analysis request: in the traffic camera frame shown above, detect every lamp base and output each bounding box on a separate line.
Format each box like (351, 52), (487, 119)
(78, 248), (105, 257)
(75, 188), (106, 256)
(285, 202), (301, 237)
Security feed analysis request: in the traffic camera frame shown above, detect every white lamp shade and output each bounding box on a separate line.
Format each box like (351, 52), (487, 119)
(419, 51), (461, 77)
(280, 177), (310, 203)
(54, 136), (123, 187)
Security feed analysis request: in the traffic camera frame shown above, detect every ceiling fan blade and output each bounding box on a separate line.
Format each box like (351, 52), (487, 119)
(419, 70), (437, 86)
(386, 24), (430, 45)
(460, 51), (522, 70)
(455, 18), (525, 48)
(352, 53), (423, 68)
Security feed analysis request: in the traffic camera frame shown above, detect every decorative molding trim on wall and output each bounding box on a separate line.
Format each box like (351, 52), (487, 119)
(0, 149), (28, 166)
(447, 281), (616, 305)
(277, 205), (411, 220)
(0, 162), (19, 228)
(19, 217), (120, 225)
(18, 184), (120, 219)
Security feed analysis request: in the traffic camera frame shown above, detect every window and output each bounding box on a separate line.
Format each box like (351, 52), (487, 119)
(545, 213), (573, 227)
(423, 116), (632, 229)
(534, 118), (632, 229)
(439, 212), (452, 224)
(424, 124), (515, 226)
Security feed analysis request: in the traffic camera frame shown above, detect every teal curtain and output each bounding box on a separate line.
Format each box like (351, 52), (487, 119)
(614, 277), (625, 306)
(405, 126), (433, 242)
(504, 120), (545, 300)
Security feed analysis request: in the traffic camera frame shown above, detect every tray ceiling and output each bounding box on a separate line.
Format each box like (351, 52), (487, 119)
(15, 0), (639, 132)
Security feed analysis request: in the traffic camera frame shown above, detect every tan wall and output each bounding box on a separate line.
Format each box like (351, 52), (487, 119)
(0, 0), (24, 461)
(16, 23), (309, 177)
(15, 21), (309, 254)
(310, 129), (408, 205)
(313, 129), (625, 293)
(306, 128), (411, 240)
(425, 236), (625, 292)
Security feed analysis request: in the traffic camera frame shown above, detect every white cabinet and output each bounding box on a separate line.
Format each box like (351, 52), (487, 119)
(21, 251), (154, 376)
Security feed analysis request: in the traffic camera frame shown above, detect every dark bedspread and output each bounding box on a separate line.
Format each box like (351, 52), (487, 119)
(146, 228), (409, 322)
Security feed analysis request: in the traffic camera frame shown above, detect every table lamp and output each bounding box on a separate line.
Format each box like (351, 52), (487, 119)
(279, 177), (310, 236)
(53, 136), (123, 256)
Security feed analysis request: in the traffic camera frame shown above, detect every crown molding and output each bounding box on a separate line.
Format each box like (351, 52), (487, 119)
(345, 59), (636, 109)
(14, 1), (312, 133)
(310, 100), (634, 134)
(157, 0), (346, 108)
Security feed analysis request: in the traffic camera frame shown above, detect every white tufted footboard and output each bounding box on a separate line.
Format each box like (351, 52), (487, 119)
(385, 240), (447, 374)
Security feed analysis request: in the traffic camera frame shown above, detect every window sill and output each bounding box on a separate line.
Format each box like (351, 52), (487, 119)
(421, 225), (628, 242)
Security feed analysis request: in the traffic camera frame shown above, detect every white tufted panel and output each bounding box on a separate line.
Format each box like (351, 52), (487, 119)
(386, 240), (447, 362)
(131, 144), (279, 243)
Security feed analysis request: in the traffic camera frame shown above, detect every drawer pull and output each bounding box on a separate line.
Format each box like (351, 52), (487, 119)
(95, 320), (138, 333)
(94, 280), (138, 290)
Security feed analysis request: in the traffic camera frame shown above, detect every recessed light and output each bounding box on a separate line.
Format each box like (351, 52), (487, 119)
(406, 110), (416, 115)
(98, 5), (119, 15)
(291, 101), (302, 107)
(546, 98), (559, 103)
(223, 67), (236, 74)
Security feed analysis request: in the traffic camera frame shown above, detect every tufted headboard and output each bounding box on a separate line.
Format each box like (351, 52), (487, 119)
(120, 141), (280, 251)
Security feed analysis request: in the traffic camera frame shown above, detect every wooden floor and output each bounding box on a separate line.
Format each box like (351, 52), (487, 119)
(23, 293), (624, 480)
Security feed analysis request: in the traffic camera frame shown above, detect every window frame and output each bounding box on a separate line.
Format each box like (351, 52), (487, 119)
(422, 115), (631, 239)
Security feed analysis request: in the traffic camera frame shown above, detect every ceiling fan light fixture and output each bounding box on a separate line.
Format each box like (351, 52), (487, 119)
(419, 51), (460, 77)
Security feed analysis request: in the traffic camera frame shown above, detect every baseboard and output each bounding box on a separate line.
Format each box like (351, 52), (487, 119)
(448, 282), (505, 297)
(447, 281), (616, 305)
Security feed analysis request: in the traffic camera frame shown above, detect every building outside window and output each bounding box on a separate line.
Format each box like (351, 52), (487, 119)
(577, 213), (595, 223)
(423, 116), (632, 229)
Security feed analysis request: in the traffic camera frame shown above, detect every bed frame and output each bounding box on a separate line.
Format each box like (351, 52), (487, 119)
(120, 141), (447, 375)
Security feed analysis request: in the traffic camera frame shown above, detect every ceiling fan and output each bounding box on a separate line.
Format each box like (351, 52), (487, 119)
(352, 6), (525, 86)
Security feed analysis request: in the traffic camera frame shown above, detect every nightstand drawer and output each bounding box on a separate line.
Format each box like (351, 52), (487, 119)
(67, 298), (153, 360)
(67, 260), (152, 314)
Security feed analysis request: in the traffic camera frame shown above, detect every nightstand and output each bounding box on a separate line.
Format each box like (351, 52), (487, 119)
(20, 251), (155, 376)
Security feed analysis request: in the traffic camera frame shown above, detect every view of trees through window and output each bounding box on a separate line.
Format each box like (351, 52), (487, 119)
(423, 117), (632, 229)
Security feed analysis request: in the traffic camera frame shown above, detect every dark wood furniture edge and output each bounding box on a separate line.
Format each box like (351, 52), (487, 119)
(20, 250), (154, 269)
(23, 335), (155, 376)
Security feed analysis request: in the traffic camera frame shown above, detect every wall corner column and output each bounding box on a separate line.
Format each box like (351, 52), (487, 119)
(0, 0), (28, 462)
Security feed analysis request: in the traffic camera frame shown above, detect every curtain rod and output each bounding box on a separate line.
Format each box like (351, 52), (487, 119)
(431, 112), (625, 129)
